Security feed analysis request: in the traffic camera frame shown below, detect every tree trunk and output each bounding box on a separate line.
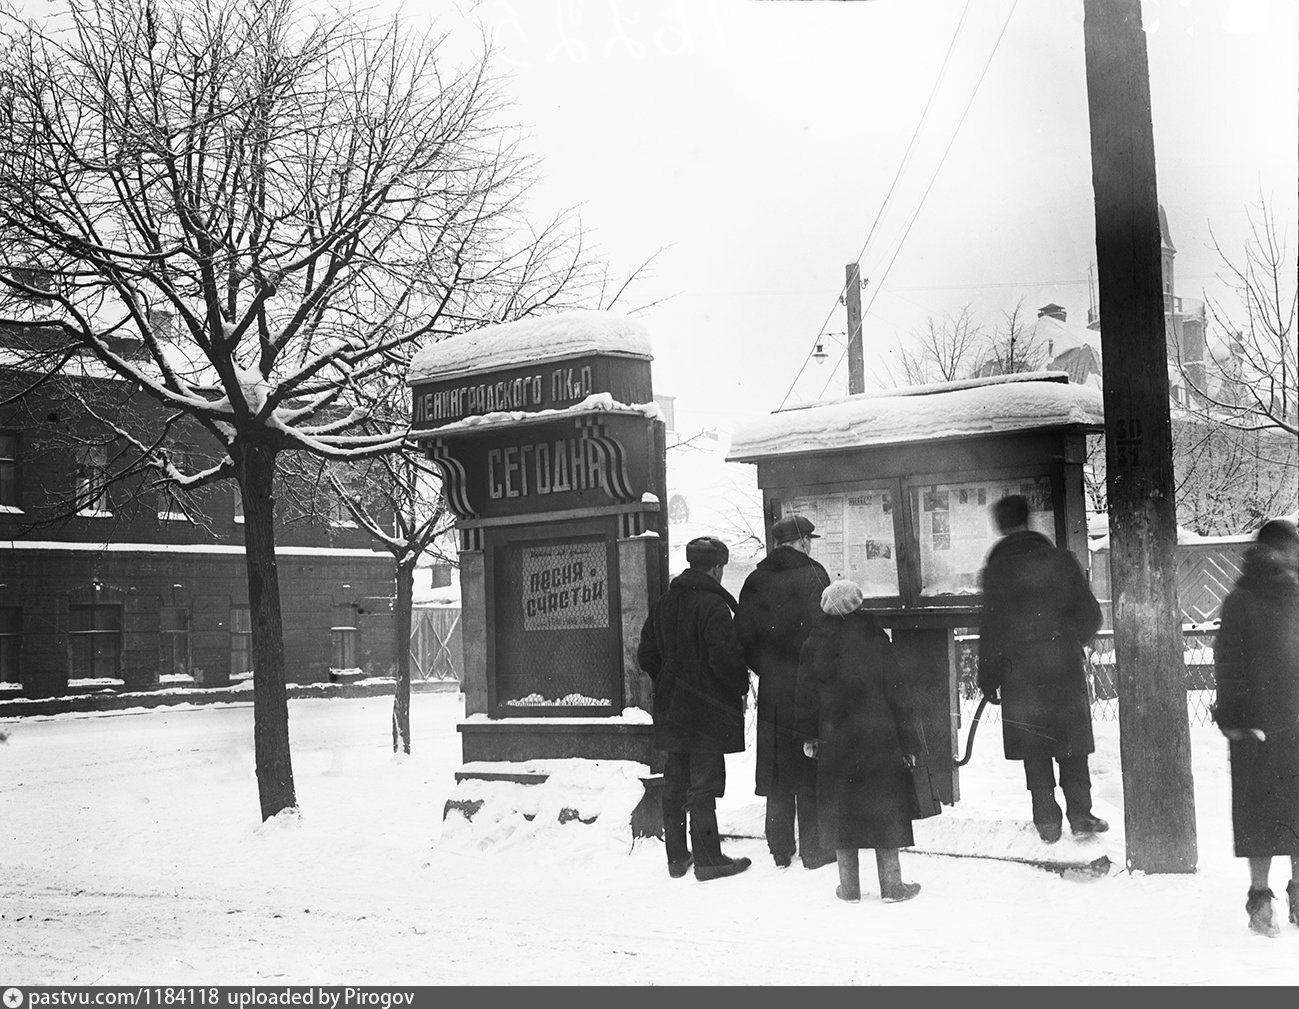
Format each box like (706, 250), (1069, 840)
(393, 554), (415, 754)
(237, 442), (298, 820)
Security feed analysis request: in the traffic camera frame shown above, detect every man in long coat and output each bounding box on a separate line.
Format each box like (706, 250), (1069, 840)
(638, 535), (752, 882)
(735, 514), (834, 869)
(976, 494), (1105, 843)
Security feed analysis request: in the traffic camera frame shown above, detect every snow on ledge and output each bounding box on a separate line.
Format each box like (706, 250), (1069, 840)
(458, 757), (652, 779)
(728, 373), (1104, 460)
(461, 706), (652, 725)
(407, 310), (653, 385)
(415, 393), (661, 437)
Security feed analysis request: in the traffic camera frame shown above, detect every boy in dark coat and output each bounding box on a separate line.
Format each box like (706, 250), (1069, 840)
(638, 535), (752, 882)
(976, 494), (1105, 843)
(796, 579), (923, 903)
(1212, 517), (1299, 937)
(735, 514), (834, 870)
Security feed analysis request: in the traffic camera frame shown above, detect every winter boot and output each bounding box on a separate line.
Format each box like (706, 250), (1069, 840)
(668, 853), (694, 879)
(876, 847), (921, 903)
(1030, 789), (1063, 844)
(691, 806), (752, 882)
(765, 793), (796, 869)
(1067, 812), (1110, 835)
(1246, 888), (1280, 937)
(1288, 880), (1299, 927)
(797, 790), (835, 870)
(1061, 759), (1109, 835)
(835, 849), (861, 903)
(663, 800), (692, 879)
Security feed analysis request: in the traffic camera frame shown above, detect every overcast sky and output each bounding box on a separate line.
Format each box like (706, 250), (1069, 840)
(13, 0), (1296, 436)
(439, 0), (1297, 435)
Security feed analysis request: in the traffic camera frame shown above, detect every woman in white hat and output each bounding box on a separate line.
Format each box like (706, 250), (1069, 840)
(795, 579), (923, 903)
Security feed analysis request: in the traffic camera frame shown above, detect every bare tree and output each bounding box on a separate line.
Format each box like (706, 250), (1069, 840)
(973, 298), (1050, 377)
(325, 451), (451, 756)
(1172, 199), (1298, 530)
(1083, 433), (1108, 517)
(0, 0), (605, 819)
(1172, 413), (1296, 535)
(880, 305), (984, 387)
(1181, 200), (1297, 437)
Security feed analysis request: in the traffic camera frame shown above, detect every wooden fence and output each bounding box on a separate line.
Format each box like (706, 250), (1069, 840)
(410, 605), (463, 683)
(1089, 536), (1251, 627)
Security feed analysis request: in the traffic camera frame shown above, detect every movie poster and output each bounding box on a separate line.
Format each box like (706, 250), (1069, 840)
(520, 541), (609, 631)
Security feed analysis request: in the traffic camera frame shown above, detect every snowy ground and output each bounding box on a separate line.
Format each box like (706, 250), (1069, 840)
(2, 692), (1297, 986)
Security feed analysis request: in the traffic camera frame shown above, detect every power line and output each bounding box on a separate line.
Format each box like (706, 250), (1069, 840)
(818, 0), (1020, 399)
(777, 0), (974, 410)
(677, 275), (1221, 299)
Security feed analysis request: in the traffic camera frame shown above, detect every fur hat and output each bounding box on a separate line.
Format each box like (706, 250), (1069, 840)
(821, 579), (864, 616)
(1256, 517), (1298, 552)
(773, 515), (819, 545)
(686, 536), (729, 567)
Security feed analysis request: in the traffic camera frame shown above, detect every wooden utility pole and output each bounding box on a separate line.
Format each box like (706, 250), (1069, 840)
(845, 262), (865, 394)
(1083, 0), (1197, 873)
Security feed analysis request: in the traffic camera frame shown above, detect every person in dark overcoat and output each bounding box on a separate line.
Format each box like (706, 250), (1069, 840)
(976, 494), (1105, 843)
(735, 514), (834, 870)
(796, 579), (923, 903)
(1212, 517), (1299, 937)
(638, 535), (752, 882)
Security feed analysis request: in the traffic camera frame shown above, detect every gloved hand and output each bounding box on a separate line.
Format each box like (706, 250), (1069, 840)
(1221, 727), (1266, 742)
(803, 740), (819, 758)
(983, 689), (1001, 706)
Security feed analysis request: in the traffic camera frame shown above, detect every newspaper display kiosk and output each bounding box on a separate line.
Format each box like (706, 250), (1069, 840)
(407, 312), (669, 774)
(728, 373), (1104, 804)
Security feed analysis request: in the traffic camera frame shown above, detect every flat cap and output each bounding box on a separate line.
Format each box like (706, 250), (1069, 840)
(772, 514), (819, 544)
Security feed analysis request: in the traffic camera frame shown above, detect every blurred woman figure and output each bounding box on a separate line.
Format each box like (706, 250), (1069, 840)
(796, 579), (923, 903)
(1213, 518), (1299, 937)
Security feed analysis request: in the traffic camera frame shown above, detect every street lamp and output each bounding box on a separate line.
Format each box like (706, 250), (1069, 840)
(813, 332), (845, 365)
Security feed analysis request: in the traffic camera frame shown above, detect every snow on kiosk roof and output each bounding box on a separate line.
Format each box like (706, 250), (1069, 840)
(406, 310), (653, 386)
(727, 372), (1104, 461)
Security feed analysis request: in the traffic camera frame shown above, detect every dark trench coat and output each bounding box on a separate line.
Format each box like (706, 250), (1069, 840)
(637, 568), (749, 754)
(976, 530), (1103, 760)
(795, 610), (923, 850)
(735, 546), (831, 796)
(1213, 542), (1299, 857)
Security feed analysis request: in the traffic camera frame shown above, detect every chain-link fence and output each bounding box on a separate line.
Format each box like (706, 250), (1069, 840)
(955, 627), (1219, 728)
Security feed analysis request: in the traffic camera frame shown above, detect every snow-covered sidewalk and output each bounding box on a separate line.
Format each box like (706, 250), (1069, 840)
(2, 693), (1296, 985)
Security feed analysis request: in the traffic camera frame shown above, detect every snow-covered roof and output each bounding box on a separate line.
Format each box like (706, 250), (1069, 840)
(407, 311), (653, 386)
(1031, 312), (1102, 359)
(728, 372), (1104, 460)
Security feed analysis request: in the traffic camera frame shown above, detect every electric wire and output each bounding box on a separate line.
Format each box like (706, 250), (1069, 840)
(817, 0), (1020, 399)
(777, 0), (973, 410)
